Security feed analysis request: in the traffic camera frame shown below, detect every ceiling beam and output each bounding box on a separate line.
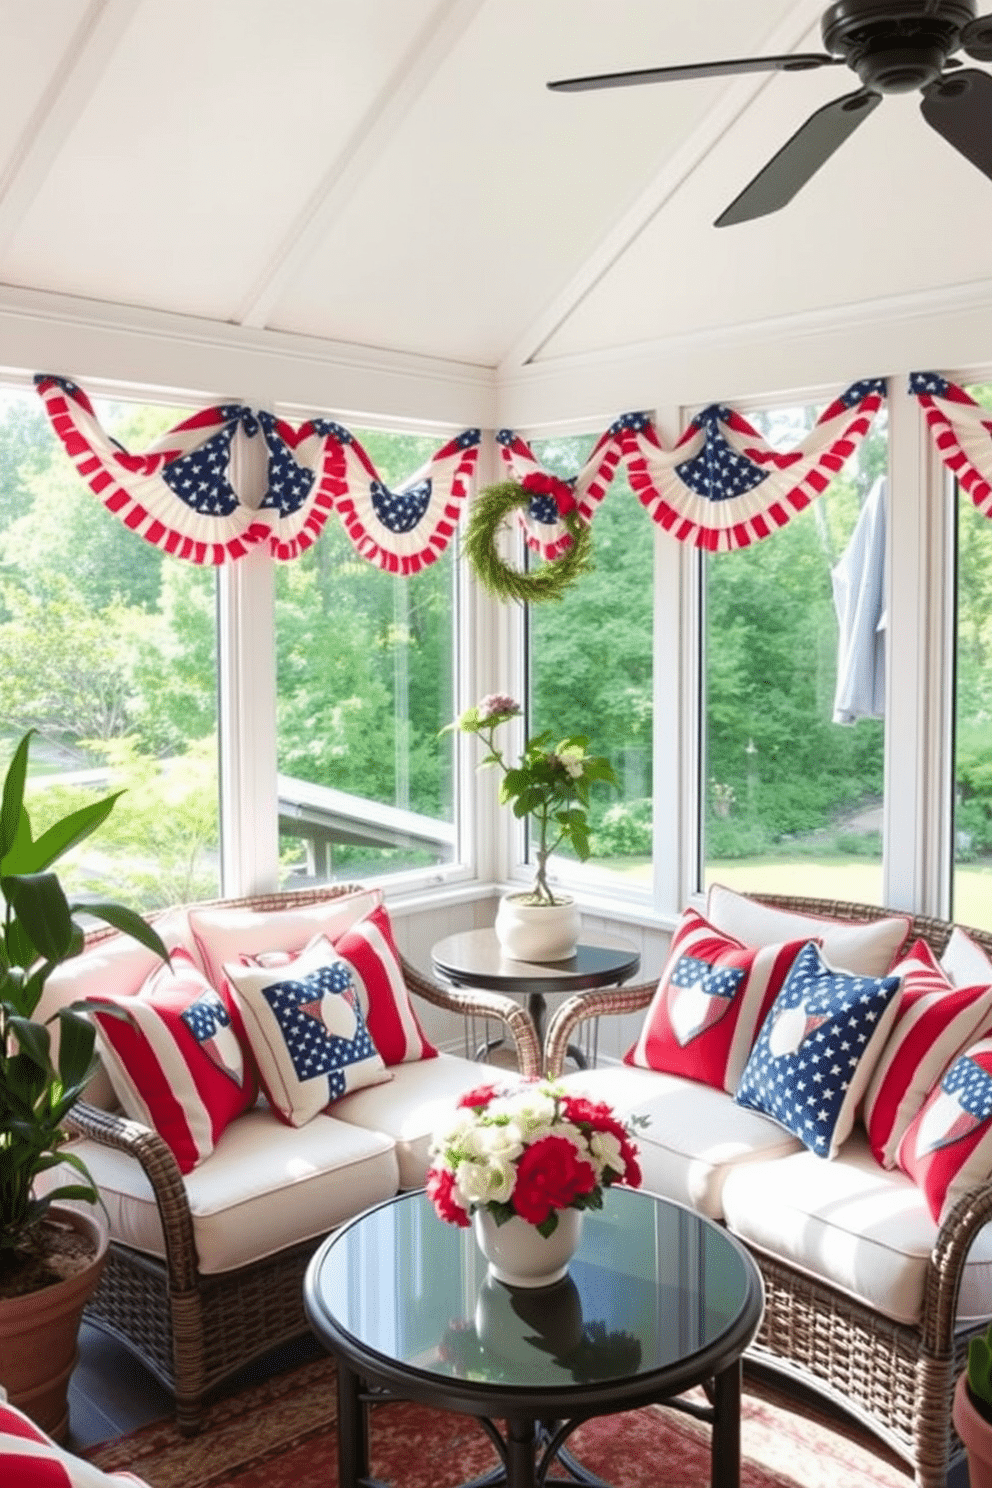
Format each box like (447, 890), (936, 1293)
(235, 0), (486, 330)
(0, 0), (141, 258)
(498, 0), (826, 375)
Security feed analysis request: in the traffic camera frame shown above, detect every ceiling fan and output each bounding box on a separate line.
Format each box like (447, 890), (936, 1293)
(547, 0), (992, 226)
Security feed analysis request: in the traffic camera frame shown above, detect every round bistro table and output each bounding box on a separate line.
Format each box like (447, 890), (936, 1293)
(431, 929), (640, 1066)
(304, 1187), (764, 1488)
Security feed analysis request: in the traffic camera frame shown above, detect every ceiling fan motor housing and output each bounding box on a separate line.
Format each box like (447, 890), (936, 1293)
(822, 0), (976, 90)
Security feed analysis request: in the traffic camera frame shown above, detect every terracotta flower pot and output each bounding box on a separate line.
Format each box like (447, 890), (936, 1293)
(0, 1204), (109, 1443)
(954, 1372), (992, 1488)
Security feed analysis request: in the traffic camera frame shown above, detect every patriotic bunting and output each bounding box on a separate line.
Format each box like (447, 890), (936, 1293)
(909, 372), (992, 519)
(495, 416), (630, 559)
(619, 380), (887, 552)
(37, 370), (894, 574)
(35, 374), (480, 572)
(326, 424), (480, 574)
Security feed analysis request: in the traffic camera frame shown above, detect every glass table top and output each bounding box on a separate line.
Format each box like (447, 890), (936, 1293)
(307, 1187), (760, 1393)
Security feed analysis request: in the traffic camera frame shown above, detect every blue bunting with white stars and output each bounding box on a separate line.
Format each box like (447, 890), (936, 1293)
(622, 381), (887, 552)
(34, 375), (480, 571)
(735, 941), (902, 1159)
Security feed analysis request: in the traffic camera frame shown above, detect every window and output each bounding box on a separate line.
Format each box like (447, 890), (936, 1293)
(701, 402), (888, 904)
(0, 388), (220, 911)
(527, 436), (653, 895)
(953, 383), (992, 931)
(274, 427), (457, 886)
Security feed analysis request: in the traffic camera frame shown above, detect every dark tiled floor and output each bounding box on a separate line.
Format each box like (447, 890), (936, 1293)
(67, 1320), (325, 1453)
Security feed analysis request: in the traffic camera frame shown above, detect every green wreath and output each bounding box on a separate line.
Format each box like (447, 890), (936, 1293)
(462, 480), (593, 603)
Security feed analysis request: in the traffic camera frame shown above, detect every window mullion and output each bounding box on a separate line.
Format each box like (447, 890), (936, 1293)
(218, 549), (279, 897)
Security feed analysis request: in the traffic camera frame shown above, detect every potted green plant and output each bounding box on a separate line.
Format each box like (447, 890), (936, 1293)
(0, 730), (169, 1440)
(447, 695), (618, 960)
(954, 1323), (992, 1487)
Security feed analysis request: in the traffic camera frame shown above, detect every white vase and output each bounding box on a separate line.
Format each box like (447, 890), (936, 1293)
(473, 1207), (583, 1288)
(494, 893), (581, 962)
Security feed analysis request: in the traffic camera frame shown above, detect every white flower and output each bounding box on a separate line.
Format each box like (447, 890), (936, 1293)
(489, 1087), (557, 1137)
(454, 1156), (516, 1207)
(466, 1121), (524, 1164)
(590, 1130), (625, 1177)
(429, 1107), (477, 1156)
(556, 744), (586, 779)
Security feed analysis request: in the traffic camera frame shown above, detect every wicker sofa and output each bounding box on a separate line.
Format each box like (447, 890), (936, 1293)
(37, 883), (540, 1435)
(544, 889), (992, 1488)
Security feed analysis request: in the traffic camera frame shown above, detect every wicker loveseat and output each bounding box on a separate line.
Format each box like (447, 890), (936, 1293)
(544, 890), (992, 1488)
(37, 883), (540, 1435)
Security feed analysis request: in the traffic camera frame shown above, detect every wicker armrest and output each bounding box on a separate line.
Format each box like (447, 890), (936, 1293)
(400, 953), (541, 1076)
(65, 1099), (200, 1292)
(543, 978), (657, 1078)
(924, 1177), (992, 1354)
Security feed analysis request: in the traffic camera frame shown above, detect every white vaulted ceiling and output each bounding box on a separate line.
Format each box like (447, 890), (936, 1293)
(2, 0), (992, 423)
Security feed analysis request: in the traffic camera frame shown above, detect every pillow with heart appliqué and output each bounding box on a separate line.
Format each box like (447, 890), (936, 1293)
(224, 934), (391, 1127)
(735, 940), (903, 1159)
(624, 908), (813, 1094)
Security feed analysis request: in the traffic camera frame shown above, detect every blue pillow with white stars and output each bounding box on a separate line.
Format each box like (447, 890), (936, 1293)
(735, 941), (903, 1159)
(225, 935), (392, 1127)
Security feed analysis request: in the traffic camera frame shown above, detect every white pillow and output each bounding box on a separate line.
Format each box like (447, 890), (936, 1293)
(706, 884), (910, 978)
(0, 1395), (151, 1484)
(941, 925), (992, 989)
(189, 886), (383, 992)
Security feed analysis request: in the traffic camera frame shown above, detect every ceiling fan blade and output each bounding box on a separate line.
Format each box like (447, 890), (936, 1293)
(547, 52), (840, 93)
(961, 13), (992, 61)
(921, 68), (992, 181)
(715, 88), (882, 228)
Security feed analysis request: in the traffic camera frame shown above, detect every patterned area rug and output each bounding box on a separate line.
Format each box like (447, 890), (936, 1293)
(87, 1355), (912, 1488)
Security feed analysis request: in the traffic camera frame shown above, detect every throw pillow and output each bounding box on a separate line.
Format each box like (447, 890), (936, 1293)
(238, 905), (436, 1066)
(863, 939), (992, 1168)
(941, 925), (992, 989)
(624, 908), (812, 1093)
(189, 886), (383, 993)
(706, 883), (911, 977)
(896, 1036), (992, 1223)
(84, 948), (258, 1175)
(0, 1397), (150, 1485)
(735, 941), (903, 1158)
(224, 934), (392, 1126)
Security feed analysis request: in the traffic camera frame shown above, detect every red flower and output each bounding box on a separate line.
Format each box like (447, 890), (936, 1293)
(511, 1135), (597, 1226)
(426, 1166), (471, 1227)
(457, 1083), (500, 1111)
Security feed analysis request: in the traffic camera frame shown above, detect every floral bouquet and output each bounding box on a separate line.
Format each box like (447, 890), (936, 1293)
(425, 1078), (642, 1237)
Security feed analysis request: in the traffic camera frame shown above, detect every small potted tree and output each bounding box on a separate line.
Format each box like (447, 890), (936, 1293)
(955, 1323), (992, 1488)
(0, 731), (169, 1440)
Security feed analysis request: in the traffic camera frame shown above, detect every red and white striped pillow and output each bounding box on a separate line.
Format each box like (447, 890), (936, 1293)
(238, 905), (436, 1066)
(85, 947), (258, 1174)
(624, 908), (812, 1093)
(896, 1035), (992, 1222)
(862, 939), (992, 1168)
(0, 1397), (150, 1485)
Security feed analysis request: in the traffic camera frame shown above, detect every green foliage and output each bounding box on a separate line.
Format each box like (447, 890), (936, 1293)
(450, 698), (618, 902)
(0, 732), (169, 1261)
(968, 1323), (992, 1407)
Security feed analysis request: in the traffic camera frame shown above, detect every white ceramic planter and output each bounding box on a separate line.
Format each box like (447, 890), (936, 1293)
(473, 1207), (583, 1287)
(494, 893), (581, 962)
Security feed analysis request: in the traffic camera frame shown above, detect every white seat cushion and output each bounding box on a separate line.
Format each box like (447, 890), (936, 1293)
(557, 1066), (804, 1219)
(332, 1052), (511, 1189)
(721, 1126), (992, 1326)
(68, 1107), (399, 1274)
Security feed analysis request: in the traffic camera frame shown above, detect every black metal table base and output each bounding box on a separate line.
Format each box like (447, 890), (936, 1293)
(338, 1360), (743, 1488)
